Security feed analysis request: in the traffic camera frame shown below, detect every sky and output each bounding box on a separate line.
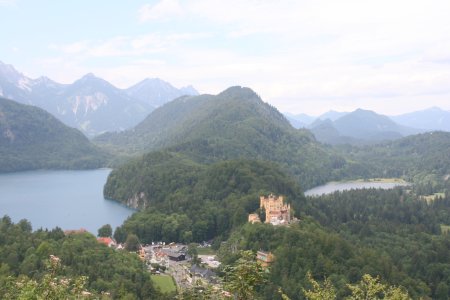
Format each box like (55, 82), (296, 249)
(1, 0), (450, 116)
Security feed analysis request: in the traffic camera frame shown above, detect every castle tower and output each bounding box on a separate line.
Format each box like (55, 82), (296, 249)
(259, 194), (291, 225)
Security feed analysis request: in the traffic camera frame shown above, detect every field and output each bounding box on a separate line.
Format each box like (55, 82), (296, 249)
(151, 275), (177, 294)
(197, 246), (216, 255)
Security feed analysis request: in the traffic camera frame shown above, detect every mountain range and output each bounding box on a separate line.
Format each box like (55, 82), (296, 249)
(308, 109), (424, 145)
(0, 97), (107, 172)
(286, 107), (450, 133)
(0, 61), (198, 136)
(285, 107), (450, 145)
(391, 107), (450, 132)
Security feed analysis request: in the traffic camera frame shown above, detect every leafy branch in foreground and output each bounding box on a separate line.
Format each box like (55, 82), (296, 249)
(303, 272), (410, 300)
(1, 255), (105, 299)
(223, 250), (268, 300)
(302, 271), (336, 300)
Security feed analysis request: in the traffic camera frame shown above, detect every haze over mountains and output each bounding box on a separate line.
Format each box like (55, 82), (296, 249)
(286, 107), (450, 145)
(0, 61), (198, 136)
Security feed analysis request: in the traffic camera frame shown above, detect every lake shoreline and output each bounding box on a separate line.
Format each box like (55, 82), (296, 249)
(0, 169), (134, 233)
(305, 178), (410, 197)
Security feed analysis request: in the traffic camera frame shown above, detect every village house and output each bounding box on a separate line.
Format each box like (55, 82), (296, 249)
(256, 250), (275, 268)
(188, 265), (217, 284)
(248, 213), (261, 224)
(161, 243), (187, 261)
(97, 237), (117, 248)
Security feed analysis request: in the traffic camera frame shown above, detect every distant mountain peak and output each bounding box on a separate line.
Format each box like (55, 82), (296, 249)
(126, 77), (199, 108)
(82, 72), (96, 78)
(318, 110), (348, 121)
(72, 73), (112, 89)
(33, 76), (55, 85)
(353, 108), (373, 114)
(218, 86), (258, 98)
(180, 85), (198, 95)
(391, 106), (450, 132)
(0, 61), (24, 83)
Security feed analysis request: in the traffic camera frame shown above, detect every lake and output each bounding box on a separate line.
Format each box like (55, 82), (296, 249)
(304, 180), (410, 197)
(0, 169), (135, 233)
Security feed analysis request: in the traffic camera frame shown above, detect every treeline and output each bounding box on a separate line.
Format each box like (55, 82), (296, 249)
(0, 216), (162, 299)
(306, 188), (450, 233)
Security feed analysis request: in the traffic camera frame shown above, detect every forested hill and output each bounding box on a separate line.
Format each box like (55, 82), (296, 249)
(106, 154), (305, 242)
(0, 97), (108, 172)
(97, 86), (353, 189)
(95, 86), (293, 153)
(342, 131), (450, 190)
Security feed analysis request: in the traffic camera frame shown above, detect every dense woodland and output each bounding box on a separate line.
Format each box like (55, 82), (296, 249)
(339, 131), (450, 191)
(216, 188), (450, 299)
(0, 216), (161, 299)
(108, 156), (305, 243)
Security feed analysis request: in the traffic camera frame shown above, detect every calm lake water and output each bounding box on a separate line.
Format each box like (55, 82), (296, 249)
(0, 169), (135, 233)
(304, 181), (410, 197)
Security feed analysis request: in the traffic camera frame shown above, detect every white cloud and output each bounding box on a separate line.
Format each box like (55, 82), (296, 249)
(138, 0), (183, 22)
(25, 0), (450, 115)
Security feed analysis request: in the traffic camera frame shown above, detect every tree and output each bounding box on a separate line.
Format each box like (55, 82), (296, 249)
(435, 282), (449, 300)
(113, 226), (127, 243)
(303, 271), (336, 300)
(223, 250), (267, 300)
(0, 255), (99, 299)
(97, 224), (113, 237)
(346, 274), (410, 300)
(125, 234), (140, 251)
(178, 279), (228, 300)
(187, 243), (200, 265)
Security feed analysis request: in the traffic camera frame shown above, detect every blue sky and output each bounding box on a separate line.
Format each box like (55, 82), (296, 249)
(2, 0), (450, 115)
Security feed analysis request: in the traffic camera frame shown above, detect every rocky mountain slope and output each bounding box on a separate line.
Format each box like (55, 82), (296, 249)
(0, 61), (197, 136)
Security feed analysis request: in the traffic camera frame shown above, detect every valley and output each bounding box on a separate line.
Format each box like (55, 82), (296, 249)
(1, 84), (450, 299)
(4, 2), (450, 298)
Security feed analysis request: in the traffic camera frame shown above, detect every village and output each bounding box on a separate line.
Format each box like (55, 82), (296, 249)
(95, 238), (226, 293)
(67, 194), (293, 294)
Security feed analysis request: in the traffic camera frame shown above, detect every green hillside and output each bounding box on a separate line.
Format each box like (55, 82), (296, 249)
(98, 86), (351, 189)
(342, 131), (450, 191)
(106, 153), (305, 242)
(0, 97), (108, 172)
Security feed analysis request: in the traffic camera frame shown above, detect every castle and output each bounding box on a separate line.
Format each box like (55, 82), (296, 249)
(248, 194), (292, 225)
